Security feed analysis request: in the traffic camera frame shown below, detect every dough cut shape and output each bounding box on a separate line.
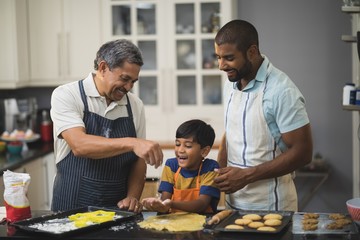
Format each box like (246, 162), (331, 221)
(225, 224), (244, 229)
(242, 214), (262, 221)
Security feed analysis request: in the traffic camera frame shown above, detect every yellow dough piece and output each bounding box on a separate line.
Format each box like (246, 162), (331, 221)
(264, 219), (282, 226)
(234, 218), (252, 225)
(257, 226), (277, 232)
(248, 221), (265, 229)
(225, 224), (244, 230)
(242, 214), (262, 221)
(137, 212), (206, 232)
(263, 213), (283, 220)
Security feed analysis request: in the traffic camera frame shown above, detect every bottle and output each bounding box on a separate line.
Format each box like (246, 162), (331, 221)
(343, 83), (356, 105)
(40, 110), (53, 142)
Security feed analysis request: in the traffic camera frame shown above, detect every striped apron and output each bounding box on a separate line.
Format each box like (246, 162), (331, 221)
(51, 80), (137, 211)
(225, 63), (297, 211)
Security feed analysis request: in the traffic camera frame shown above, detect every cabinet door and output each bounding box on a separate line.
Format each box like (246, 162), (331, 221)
(63, 0), (102, 81)
(28, 0), (62, 84)
(28, 0), (102, 86)
(43, 153), (56, 209)
(0, 0), (29, 89)
(105, 0), (234, 142)
(12, 158), (48, 211)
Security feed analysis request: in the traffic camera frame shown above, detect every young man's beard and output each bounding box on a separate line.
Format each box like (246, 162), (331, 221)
(228, 59), (252, 83)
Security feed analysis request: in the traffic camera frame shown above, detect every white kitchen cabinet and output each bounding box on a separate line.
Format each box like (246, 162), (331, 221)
(28, 0), (103, 86)
(0, 0), (30, 88)
(12, 153), (56, 210)
(103, 0), (236, 142)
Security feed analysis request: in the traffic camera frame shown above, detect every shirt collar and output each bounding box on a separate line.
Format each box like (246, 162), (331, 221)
(242, 55), (270, 91)
(83, 72), (127, 106)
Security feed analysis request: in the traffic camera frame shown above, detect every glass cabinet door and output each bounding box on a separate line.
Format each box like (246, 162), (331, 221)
(105, 0), (234, 141)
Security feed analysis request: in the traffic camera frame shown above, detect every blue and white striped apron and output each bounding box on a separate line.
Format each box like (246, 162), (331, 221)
(51, 80), (137, 211)
(225, 63), (297, 211)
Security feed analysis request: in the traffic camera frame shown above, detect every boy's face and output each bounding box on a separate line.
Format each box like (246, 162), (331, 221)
(175, 137), (209, 170)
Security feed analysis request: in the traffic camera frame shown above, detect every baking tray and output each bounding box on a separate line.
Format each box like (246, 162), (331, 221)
(10, 206), (137, 238)
(213, 210), (293, 234)
(292, 212), (358, 235)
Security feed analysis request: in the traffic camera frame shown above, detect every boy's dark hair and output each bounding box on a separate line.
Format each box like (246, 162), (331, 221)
(176, 119), (215, 149)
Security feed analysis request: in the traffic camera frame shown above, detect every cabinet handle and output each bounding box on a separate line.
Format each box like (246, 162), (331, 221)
(58, 33), (62, 77)
(66, 32), (71, 76)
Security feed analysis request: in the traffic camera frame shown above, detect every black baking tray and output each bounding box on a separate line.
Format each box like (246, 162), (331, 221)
(214, 210), (293, 234)
(10, 206), (137, 238)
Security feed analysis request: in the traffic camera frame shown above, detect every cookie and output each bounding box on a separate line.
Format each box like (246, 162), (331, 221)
(264, 219), (282, 226)
(303, 213), (319, 219)
(234, 218), (252, 225)
(257, 226), (277, 232)
(242, 214), (262, 221)
(263, 213), (283, 220)
(326, 222), (344, 230)
(329, 213), (346, 220)
(225, 224), (244, 230)
(248, 221), (265, 229)
(302, 219), (319, 225)
(335, 218), (352, 226)
(302, 223), (318, 231)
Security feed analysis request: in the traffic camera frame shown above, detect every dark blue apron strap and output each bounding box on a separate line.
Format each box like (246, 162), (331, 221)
(78, 80), (89, 112)
(125, 94), (133, 118)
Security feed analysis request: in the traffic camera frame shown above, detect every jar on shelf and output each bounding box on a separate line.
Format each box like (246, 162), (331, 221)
(343, 83), (356, 105)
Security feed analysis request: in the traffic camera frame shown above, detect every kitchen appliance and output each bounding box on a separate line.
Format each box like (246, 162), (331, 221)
(0, 98), (38, 133)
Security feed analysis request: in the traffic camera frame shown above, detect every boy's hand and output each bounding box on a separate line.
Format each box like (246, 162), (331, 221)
(141, 198), (171, 213)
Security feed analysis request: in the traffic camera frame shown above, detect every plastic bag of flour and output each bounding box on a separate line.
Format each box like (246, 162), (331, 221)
(3, 170), (31, 222)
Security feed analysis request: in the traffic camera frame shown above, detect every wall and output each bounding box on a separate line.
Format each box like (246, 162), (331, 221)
(0, 0), (354, 212)
(236, 0), (353, 212)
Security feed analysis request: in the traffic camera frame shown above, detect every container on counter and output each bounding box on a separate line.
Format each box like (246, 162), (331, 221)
(343, 83), (356, 105)
(40, 110), (53, 142)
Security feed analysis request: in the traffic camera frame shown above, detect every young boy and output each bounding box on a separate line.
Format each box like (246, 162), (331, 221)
(141, 119), (220, 213)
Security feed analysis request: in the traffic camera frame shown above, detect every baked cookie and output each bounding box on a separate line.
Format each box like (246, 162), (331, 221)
(225, 224), (244, 230)
(257, 226), (277, 232)
(242, 214), (262, 221)
(264, 219), (282, 227)
(234, 218), (252, 226)
(335, 218), (352, 227)
(303, 213), (319, 219)
(248, 221), (265, 229)
(326, 222), (344, 230)
(302, 223), (318, 231)
(329, 213), (346, 220)
(302, 219), (319, 225)
(263, 213), (283, 220)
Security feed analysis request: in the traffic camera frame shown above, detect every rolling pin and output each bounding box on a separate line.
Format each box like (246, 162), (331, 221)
(207, 209), (233, 225)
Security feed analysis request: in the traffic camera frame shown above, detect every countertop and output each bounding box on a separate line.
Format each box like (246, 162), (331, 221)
(0, 141), (53, 176)
(0, 211), (358, 240)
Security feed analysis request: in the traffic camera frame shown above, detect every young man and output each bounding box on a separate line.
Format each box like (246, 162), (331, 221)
(213, 19), (313, 211)
(142, 119), (220, 213)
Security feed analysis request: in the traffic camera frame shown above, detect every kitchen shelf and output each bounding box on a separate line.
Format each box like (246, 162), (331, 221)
(342, 5), (360, 13)
(341, 35), (357, 42)
(343, 105), (360, 111)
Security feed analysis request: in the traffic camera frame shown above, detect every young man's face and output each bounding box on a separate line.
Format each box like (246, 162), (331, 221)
(214, 43), (252, 82)
(174, 137), (208, 170)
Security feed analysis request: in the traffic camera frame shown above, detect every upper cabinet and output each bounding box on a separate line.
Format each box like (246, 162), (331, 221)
(28, 0), (103, 86)
(103, 0), (236, 141)
(0, 0), (30, 88)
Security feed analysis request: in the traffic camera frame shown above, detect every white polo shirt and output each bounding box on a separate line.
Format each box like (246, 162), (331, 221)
(50, 72), (146, 164)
